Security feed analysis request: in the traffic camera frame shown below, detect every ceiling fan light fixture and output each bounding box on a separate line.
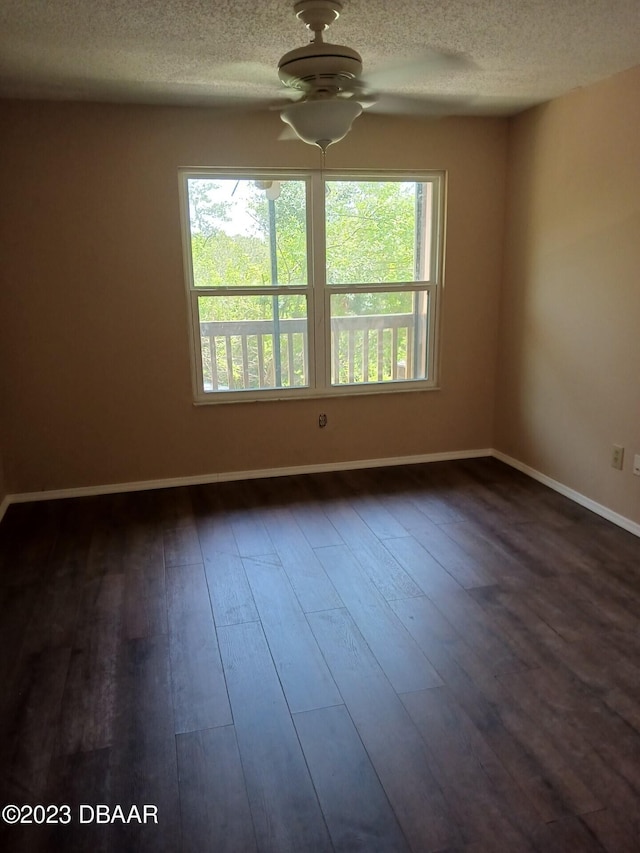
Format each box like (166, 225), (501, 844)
(280, 97), (363, 151)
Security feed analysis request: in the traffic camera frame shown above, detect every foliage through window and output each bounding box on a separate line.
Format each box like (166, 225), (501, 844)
(180, 170), (445, 400)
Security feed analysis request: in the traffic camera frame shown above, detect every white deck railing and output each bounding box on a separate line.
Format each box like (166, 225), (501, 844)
(200, 313), (419, 391)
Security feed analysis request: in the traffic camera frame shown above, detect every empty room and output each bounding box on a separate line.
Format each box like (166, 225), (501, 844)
(1, 0), (639, 851)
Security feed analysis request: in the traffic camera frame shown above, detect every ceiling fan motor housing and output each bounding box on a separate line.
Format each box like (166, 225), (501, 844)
(278, 42), (363, 92)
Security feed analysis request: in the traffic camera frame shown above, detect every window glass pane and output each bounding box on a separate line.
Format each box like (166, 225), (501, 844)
(187, 179), (307, 286)
(330, 291), (430, 385)
(325, 180), (433, 285)
(198, 295), (308, 392)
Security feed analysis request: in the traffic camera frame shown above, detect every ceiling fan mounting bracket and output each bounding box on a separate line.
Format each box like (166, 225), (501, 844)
(294, 0), (343, 36)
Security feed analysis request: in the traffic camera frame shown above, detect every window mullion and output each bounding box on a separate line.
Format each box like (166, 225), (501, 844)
(325, 281), (430, 294)
(192, 285), (308, 297)
(310, 171), (328, 391)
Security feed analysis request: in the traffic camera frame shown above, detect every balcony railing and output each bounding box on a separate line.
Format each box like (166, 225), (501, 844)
(200, 313), (424, 391)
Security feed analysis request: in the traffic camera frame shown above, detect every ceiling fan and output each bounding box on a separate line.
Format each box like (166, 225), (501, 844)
(218, 0), (470, 151)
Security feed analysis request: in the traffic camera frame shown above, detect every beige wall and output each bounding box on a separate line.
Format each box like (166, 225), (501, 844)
(0, 447), (6, 507)
(0, 396), (7, 503)
(0, 101), (507, 493)
(495, 66), (640, 525)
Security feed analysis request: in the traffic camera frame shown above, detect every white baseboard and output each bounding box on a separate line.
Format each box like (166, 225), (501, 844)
(2, 448), (638, 539)
(493, 450), (640, 538)
(6, 448), (493, 506)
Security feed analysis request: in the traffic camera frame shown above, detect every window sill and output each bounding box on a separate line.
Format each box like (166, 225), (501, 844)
(192, 381), (441, 406)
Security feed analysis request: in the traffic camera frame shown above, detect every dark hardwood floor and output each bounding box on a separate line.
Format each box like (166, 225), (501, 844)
(1, 457), (640, 852)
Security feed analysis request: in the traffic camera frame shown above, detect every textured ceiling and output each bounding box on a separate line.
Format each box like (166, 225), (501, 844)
(0, 0), (639, 116)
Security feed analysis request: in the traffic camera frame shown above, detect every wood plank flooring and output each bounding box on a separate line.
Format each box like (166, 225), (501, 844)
(1, 458), (640, 851)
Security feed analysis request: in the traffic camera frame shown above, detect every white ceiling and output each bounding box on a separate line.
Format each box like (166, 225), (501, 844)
(1, 0), (639, 116)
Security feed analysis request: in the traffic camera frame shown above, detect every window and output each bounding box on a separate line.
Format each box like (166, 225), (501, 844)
(179, 170), (445, 402)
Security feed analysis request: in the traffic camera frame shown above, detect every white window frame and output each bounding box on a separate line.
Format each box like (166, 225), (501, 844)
(179, 168), (446, 404)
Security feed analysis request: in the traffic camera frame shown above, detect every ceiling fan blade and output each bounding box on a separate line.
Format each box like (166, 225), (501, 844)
(361, 49), (473, 90)
(366, 92), (473, 117)
(181, 97), (291, 123)
(278, 124), (300, 141)
(208, 61), (280, 86)
(201, 60), (293, 105)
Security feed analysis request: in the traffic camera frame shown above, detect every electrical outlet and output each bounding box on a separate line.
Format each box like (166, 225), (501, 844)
(633, 454), (640, 476)
(611, 444), (624, 470)
(318, 413), (328, 428)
